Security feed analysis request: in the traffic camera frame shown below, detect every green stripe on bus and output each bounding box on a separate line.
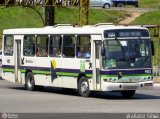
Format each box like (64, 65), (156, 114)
(20, 69), (26, 73)
(20, 70), (93, 78)
(2, 68), (15, 72)
(57, 72), (93, 78)
(101, 74), (152, 78)
(86, 74), (93, 78)
(32, 70), (51, 75)
(4, 68), (151, 79)
(57, 72), (78, 77)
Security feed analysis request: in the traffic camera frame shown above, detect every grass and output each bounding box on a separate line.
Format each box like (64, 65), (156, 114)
(0, 6), (129, 47)
(0, 6), (43, 46)
(55, 7), (128, 25)
(0, 6), (159, 66)
(132, 10), (160, 25)
(139, 0), (160, 8)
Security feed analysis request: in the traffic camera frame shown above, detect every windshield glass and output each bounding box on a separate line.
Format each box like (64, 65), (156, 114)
(102, 39), (151, 69)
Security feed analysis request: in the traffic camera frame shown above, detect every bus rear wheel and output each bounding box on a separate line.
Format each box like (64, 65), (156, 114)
(117, 3), (124, 7)
(25, 72), (35, 91)
(78, 76), (90, 97)
(121, 90), (135, 98)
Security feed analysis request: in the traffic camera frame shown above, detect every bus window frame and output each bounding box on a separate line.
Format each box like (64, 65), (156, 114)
(49, 35), (62, 58)
(23, 35), (36, 57)
(62, 35), (76, 58)
(36, 35), (49, 57)
(3, 35), (14, 56)
(76, 35), (91, 59)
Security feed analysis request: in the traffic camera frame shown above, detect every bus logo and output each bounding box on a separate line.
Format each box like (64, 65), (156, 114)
(118, 72), (123, 79)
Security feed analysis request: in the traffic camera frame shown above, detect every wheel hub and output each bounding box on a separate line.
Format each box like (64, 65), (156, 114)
(81, 81), (89, 93)
(27, 78), (32, 88)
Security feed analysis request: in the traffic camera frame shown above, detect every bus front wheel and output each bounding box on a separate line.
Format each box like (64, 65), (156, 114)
(25, 72), (35, 91)
(121, 90), (136, 98)
(78, 76), (90, 97)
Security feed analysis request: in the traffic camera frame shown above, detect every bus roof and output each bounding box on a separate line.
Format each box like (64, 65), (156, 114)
(3, 25), (148, 35)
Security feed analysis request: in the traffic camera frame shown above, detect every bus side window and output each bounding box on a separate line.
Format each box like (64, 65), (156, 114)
(4, 35), (14, 56)
(23, 35), (36, 56)
(62, 35), (76, 57)
(36, 35), (49, 57)
(49, 35), (62, 57)
(76, 35), (91, 58)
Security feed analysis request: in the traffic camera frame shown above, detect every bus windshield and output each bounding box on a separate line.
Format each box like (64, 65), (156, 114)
(102, 39), (152, 69)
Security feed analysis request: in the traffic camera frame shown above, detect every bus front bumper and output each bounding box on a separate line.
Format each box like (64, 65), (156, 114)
(102, 81), (153, 91)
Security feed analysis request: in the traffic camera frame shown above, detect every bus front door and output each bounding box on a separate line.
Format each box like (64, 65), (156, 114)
(93, 40), (101, 90)
(14, 36), (22, 83)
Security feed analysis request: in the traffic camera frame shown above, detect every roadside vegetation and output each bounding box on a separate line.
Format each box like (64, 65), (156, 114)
(0, 6), (43, 47)
(0, 6), (129, 47)
(55, 7), (128, 25)
(132, 10), (160, 25)
(139, 0), (160, 8)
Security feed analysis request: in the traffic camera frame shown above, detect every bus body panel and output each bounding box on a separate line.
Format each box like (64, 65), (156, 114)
(102, 81), (153, 91)
(2, 26), (153, 94)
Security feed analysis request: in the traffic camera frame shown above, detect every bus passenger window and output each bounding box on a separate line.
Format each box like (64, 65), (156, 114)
(76, 35), (91, 58)
(62, 35), (76, 57)
(4, 36), (14, 56)
(49, 35), (62, 57)
(36, 35), (49, 57)
(23, 35), (36, 56)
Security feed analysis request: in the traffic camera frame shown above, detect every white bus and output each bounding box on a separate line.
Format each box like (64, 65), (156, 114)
(2, 24), (154, 98)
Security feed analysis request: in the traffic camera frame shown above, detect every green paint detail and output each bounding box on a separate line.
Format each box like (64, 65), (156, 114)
(20, 69), (26, 73)
(20, 70), (93, 78)
(57, 72), (93, 78)
(3, 68), (152, 79)
(80, 60), (85, 72)
(2, 68), (15, 72)
(57, 72), (78, 77)
(32, 70), (51, 75)
(101, 74), (152, 78)
(86, 74), (93, 78)
(101, 75), (116, 78)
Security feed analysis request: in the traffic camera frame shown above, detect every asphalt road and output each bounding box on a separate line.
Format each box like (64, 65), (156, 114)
(91, 7), (158, 13)
(0, 80), (160, 113)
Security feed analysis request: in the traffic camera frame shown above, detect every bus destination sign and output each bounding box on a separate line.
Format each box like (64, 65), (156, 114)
(104, 29), (149, 38)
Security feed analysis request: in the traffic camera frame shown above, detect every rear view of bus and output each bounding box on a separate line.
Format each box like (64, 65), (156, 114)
(101, 27), (154, 98)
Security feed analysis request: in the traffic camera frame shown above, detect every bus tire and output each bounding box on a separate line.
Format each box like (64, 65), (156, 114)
(36, 86), (44, 91)
(78, 76), (90, 97)
(117, 3), (124, 7)
(25, 72), (35, 91)
(121, 90), (135, 98)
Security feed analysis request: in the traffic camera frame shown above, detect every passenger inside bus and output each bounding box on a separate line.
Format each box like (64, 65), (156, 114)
(77, 47), (90, 58)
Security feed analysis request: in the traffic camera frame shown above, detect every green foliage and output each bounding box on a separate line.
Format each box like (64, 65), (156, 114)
(132, 11), (160, 25)
(55, 7), (128, 25)
(139, 0), (160, 8)
(0, 7), (128, 47)
(0, 6), (43, 46)
(90, 9), (127, 24)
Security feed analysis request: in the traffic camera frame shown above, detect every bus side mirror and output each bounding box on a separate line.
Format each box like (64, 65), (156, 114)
(101, 48), (105, 56)
(151, 41), (154, 56)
